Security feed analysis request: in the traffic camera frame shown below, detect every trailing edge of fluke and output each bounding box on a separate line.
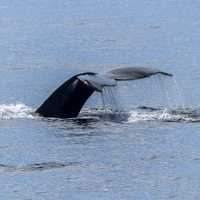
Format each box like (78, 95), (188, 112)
(36, 67), (173, 118)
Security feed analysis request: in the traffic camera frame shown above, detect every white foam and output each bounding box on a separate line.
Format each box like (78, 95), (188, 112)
(0, 103), (35, 120)
(127, 110), (156, 122)
(127, 108), (199, 123)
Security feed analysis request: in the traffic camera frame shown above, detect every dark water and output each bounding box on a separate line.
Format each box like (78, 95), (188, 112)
(1, 0), (200, 199)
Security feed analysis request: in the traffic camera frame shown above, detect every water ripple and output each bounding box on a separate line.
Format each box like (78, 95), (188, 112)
(0, 162), (79, 173)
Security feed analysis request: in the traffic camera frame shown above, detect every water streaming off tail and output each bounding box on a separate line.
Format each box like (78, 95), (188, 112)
(84, 74), (186, 115)
(155, 75), (185, 109)
(101, 86), (123, 112)
(109, 74), (179, 110)
(172, 77), (186, 109)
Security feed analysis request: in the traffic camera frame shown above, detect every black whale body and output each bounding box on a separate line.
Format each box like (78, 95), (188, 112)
(36, 67), (172, 118)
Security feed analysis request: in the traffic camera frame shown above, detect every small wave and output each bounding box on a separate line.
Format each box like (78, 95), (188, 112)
(128, 107), (200, 123)
(0, 162), (79, 173)
(0, 103), (35, 120)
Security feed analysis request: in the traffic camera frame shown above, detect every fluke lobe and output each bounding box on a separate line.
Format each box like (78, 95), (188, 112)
(36, 67), (172, 118)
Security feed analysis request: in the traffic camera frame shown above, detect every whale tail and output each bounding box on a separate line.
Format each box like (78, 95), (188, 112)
(36, 67), (172, 118)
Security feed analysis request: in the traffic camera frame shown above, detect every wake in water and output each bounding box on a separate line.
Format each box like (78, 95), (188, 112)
(0, 103), (200, 123)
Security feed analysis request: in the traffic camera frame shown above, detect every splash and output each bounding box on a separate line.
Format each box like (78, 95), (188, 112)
(0, 103), (35, 120)
(128, 107), (200, 123)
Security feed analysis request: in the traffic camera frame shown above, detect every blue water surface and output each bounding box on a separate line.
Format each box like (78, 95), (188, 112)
(0, 0), (200, 199)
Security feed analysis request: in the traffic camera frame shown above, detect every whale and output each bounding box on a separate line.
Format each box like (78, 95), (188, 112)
(36, 67), (172, 118)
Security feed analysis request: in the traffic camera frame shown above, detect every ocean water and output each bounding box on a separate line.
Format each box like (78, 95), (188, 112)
(0, 0), (200, 199)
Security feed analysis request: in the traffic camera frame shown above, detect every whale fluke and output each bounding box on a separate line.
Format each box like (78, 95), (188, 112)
(36, 67), (172, 118)
(36, 73), (98, 118)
